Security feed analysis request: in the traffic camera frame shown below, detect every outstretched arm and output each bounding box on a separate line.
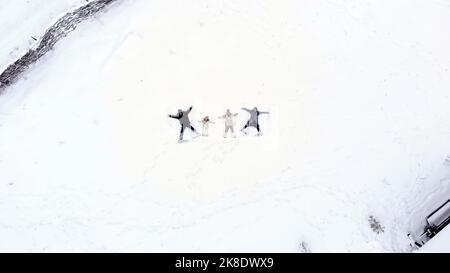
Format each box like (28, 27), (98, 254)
(168, 114), (180, 119)
(258, 111), (270, 115)
(241, 108), (251, 112)
(186, 106), (193, 114)
(233, 113), (239, 117)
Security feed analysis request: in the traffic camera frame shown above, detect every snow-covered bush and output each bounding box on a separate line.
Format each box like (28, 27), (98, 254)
(0, 0), (118, 91)
(369, 216), (385, 234)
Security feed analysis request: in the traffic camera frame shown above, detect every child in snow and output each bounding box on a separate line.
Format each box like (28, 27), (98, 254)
(219, 109), (238, 138)
(168, 106), (200, 142)
(198, 116), (215, 136)
(241, 107), (269, 135)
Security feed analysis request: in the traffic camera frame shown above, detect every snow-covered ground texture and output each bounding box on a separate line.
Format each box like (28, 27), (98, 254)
(1, 0), (450, 252)
(0, 0), (98, 72)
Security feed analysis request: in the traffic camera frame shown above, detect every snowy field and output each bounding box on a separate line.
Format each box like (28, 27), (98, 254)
(0, 0), (95, 72)
(1, 0), (450, 252)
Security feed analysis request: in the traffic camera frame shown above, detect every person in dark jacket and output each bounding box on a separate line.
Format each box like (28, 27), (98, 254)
(169, 106), (199, 142)
(241, 107), (269, 135)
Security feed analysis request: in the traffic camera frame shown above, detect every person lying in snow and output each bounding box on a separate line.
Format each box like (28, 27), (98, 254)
(218, 109), (238, 138)
(198, 116), (215, 136)
(241, 107), (269, 135)
(168, 106), (200, 142)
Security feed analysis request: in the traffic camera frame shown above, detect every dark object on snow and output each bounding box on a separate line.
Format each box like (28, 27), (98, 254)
(241, 107), (269, 134)
(169, 106), (199, 141)
(410, 199), (450, 248)
(0, 0), (118, 93)
(299, 241), (311, 253)
(368, 216), (385, 234)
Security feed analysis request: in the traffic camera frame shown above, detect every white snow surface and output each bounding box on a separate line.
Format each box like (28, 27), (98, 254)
(0, 0), (96, 71)
(1, 0), (450, 252)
